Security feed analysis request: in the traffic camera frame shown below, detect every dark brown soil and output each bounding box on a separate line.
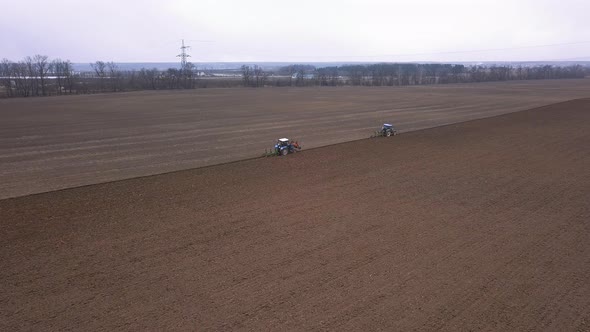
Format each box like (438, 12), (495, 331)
(2, 99), (590, 330)
(1, 79), (590, 199)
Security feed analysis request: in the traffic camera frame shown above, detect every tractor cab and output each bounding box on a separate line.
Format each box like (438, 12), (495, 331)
(277, 138), (290, 147)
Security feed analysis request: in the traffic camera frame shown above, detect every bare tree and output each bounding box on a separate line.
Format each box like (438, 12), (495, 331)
(165, 68), (180, 89)
(62, 60), (75, 93)
(253, 65), (268, 87)
(91, 61), (107, 91)
(106, 62), (121, 92)
(287, 65), (296, 86)
(51, 59), (65, 94)
(139, 68), (159, 90)
(23, 56), (39, 95)
(15, 61), (33, 97)
(183, 62), (195, 88)
(49, 59), (76, 94)
(417, 65), (425, 85)
(0, 59), (13, 97)
(241, 65), (252, 87)
(33, 55), (50, 96)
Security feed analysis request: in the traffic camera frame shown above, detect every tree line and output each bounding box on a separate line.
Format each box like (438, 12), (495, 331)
(1, 55), (588, 98)
(297, 63), (587, 86)
(0, 56), (201, 97)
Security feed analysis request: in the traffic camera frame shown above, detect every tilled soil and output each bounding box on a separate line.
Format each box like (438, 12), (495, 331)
(1, 99), (590, 331)
(1, 79), (590, 199)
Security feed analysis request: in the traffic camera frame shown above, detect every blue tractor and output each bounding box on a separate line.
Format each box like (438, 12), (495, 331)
(381, 123), (398, 137)
(275, 138), (301, 156)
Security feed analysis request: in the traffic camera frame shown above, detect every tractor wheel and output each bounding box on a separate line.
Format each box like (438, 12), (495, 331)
(281, 148), (288, 156)
(385, 131), (392, 137)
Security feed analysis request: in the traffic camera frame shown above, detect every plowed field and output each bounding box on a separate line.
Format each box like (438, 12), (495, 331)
(1, 99), (589, 330)
(1, 79), (590, 198)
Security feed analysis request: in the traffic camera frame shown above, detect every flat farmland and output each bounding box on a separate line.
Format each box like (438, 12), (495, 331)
(1, 79), (590, 198)
(1, 99), (589, 330)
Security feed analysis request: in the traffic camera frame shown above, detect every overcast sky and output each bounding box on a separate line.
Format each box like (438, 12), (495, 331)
(1, 0), (589, 63)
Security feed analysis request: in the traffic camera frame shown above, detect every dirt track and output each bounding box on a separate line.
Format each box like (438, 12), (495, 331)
(1, 79), (590, 199)
(1, 99), (589, 331)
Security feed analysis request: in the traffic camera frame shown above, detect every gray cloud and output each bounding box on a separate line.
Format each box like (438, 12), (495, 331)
(1, 0), (589, 62)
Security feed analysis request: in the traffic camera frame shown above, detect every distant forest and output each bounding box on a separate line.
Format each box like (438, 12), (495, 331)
(1, 55), (588, 98)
